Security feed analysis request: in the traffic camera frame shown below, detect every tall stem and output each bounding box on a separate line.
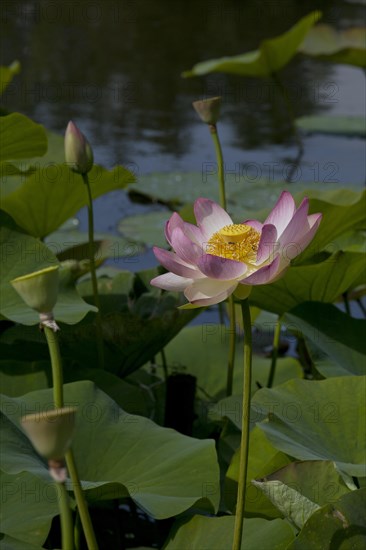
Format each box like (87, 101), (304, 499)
(209, 123), (237, 397)
(232, 299), (252, 550)
(209, 124), (226, 210)
(160, 348), (168, 383)
(44, 327), (64, 408)
(267, 318), (281, 388)
(82, 173), (105, 370)
(65, 450), (99, 550)
(43, 326), (99, 550)
(58, 480), (74, 550)
(226, 296), (236, 396)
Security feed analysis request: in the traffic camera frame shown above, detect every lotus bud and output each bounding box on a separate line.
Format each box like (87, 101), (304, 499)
(11, 266), (60, 331)
(21, 407), (77, 482)
(192, 96), (222, 125)
(64, 120), (94, 175)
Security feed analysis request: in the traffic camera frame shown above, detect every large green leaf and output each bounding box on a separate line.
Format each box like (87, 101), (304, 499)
(0, 359), (51, 396)
(164, 515), (295, 550)
(253, 479), (320, 529)
(75, 270), (199, 376)
(0, 469), (58, 546)
(0, 113), (47, 163)
(300, 25), (366, 67)
(0, 130), (70, 201)
(0, 215), (97, 324)
(252, 376), (366, 476)
(296, 115), (366, 136)
(252, 461), (351, 529)
(0, 533), (44, 550)
(283, 302), (366, 377)
(1, 381), (220, 518)
(250, 252), (366, 315)
(183, 11), (321, 77)
(226, 426), (292, 518)
(46, 228), (136, 261)
(290, 488), (366, 549)
(0, 356), (153, 417)
(119, 210), (171, 248)
(1, 163), (135, 238)
(165, 326), (302, 400)
(293, 189), (366, 263)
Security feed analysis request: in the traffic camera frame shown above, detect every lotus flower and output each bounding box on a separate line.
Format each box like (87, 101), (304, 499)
(150, 192), (322, 307)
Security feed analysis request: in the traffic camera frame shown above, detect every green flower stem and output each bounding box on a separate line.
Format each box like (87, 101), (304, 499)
(65, 450), (99, 550)
(160, 348), (168, 383)
(43, 326), (99, 550)
(74, 511), (82, 550)
(82, 173), (105, 370)
(232, 299), (252, 550)
(58, 480), (74, 550)
(226, 296), (236, 397)
(44, 326), (63, 408)
(267, 317), (281, 388)
(209, 124), (226, 210)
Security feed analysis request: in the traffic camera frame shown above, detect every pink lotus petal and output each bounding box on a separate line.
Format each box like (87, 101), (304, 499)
(240, 254), (281, 285)
(153, 247), (203, 279)
(194, 198), (233, 239)
(165, 212), (184, 246)
(150, 272), (193, 291)
(268, 264), (289, 283)
(196, 254), (247, 280)
(295, 213), (322, 257)
(184, 278), (237, 306)
(264, 191), (296, 238)
(183, 222), (205, 245)
(185, 288), (237, 307)
(170, 226), (202, 264)
(243, 219), (263, 233)
(255, 223), (278, 265)
(279, 197), (309, 248)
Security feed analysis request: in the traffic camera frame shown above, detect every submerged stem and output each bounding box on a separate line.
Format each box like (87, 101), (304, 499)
(267, 318), (281, 388)
(232, 299), (252, 550)
(82, 173), (105, 370)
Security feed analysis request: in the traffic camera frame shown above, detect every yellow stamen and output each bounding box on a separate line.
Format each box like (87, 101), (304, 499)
(206, 224), (260, 263)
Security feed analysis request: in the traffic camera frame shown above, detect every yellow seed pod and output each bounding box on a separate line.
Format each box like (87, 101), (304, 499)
(11, 265), (59, 314)
(21, 407), (77, 460)
(234, 284), (252, 300)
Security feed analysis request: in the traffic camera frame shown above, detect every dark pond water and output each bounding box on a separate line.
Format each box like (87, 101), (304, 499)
(2, 0), (365, 238)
